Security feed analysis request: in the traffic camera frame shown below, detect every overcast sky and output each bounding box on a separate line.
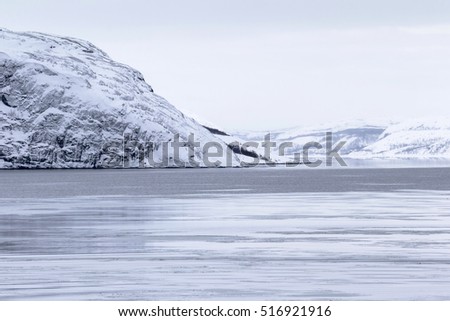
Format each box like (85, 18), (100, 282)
(2, 0), (450, 130)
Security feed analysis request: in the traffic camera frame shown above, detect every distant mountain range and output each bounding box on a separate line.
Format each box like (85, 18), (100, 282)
(228, 118), (450, 161)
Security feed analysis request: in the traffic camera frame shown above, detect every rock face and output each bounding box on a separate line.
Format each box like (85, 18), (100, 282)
(0, 28), (239, 168)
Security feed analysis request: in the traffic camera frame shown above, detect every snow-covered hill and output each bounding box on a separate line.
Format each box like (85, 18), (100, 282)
(0, 28), (240, 168)
(350, 118), (450, 159)
(233, 118), (450, 160)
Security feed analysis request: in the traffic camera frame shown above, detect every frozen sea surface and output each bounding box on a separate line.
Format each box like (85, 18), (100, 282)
(0, 168), (450, 300)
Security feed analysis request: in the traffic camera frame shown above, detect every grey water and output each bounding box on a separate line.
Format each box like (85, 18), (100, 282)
(1, 167), (450, 300)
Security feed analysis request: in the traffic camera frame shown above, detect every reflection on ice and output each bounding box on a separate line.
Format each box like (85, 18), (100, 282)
(1, 190), (450, 300)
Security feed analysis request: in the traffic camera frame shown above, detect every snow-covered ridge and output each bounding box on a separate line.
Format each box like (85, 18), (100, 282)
(0, 28), (240, 168)
(233, 118), (450, 160)
(352, 118), (450, 159)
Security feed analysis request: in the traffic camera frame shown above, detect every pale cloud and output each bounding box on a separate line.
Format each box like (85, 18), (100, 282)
(398, 24), (450, 35)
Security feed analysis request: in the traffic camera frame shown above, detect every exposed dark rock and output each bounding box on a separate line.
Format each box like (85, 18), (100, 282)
(203, 125), (229, 136)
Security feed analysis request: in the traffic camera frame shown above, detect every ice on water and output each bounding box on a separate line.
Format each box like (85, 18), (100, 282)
(1, 168), (450, 300)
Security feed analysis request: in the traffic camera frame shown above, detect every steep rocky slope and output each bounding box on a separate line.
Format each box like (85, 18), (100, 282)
(0, 28), (239, 168)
